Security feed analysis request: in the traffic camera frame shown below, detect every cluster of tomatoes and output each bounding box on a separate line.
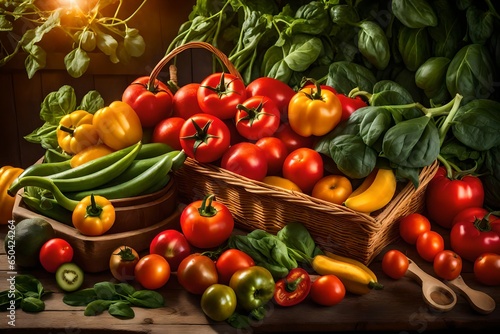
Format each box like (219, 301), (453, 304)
(127, 72), (367, 203)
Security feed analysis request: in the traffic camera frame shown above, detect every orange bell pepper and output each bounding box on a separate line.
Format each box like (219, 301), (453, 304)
(287, 82), (342, 137)
(72, 194), (115, 236)
(0, 166), (23, 224)
(70, 143), (115, 168)
(93, 101), (143, 151)
(57, 110), (100, 155)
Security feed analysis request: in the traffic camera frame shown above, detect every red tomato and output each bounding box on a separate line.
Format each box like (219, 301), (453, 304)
(172, 83), (204, 119)
(180, 194), (234, 249)
(311, 174), (352, 205)
(246, 77), (296, 122)
(197, 72), (247, 120)
(152, 116), (184, 151)
(381, 249), (409, 279)
(134, 254), (171, 290)
(335, 93), (368, 122)
(303, 83), (337, 94)
(179, 113), (231, 163)
(149, 229), (191, 271)
(177, 253), (219, 294)
(399, 213), (432, 245)
(450, 208), (500, 262)
(274, 123), (315, 153)
(215, 249), (255, 285)
(425, 166), (485, 229)
(235, 96), (281, 140)
(282, 148), (324, 194)
(309, 275), (345, 306)
(224, 118), (246, 146)
(39, 238), (74, 273)
(273, 268), (311, 307)
(255, 137), (288, 176)
(122, 76), (173, 128)
(220, 142), (268, 181)
(109, 245), (139, 282)
(433, 250), (462, 281)
(416, 231), (445, 262)
(474, 253), (500, 286)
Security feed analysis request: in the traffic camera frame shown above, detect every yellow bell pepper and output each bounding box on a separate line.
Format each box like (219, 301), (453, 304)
(57, 110), (100, 155)
(0, 166), (24, 224)
(287, 82), (342, 137)
(70, 143), (115, 168)
(72, 194), (115, 236)
(93, 101), (143, 151)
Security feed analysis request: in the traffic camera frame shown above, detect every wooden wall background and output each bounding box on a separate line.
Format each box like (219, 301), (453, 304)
(0, 0), (216, 169)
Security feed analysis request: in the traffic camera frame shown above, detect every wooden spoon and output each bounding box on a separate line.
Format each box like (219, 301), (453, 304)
(446, 275), (496, 314)
(405, 257), (457, 312)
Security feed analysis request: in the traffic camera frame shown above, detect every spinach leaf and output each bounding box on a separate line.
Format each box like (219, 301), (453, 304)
(415, 57), (451, 97)
(20, 296), (45, 313)
(129, 290), (164, 308)
(397, 26), (431, 72)
(84, 300), (114, 316)
(428, 0), (463, 58)
(359, 106), (393, 146)
(382, 116), (440, 168)
(326, 61), (377, 95)
(108, 301), (134, 319)
(288, 1), (329, 35)
(63, 288), (98, 306)
(283, 34), (322, 72)
(329, 133), (378, 179)
(357, 20), (390, 70)
(93, 282), (117, 300)
(446, 44), (496, 103)
(277, 222), (323, 263)
(482, 146), (500, 210)
(394, 165), (421, 189)
(391, 0), (437, 28)
(452, 99), (500, 151)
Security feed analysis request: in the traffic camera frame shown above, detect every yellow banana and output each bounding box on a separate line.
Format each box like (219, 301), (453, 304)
(344, 167), (397, 213)
(312, 255), (384, 295)
(323, 250), (378, 283)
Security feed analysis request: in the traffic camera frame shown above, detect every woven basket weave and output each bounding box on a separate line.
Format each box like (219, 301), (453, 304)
(153, 42), (440, 265)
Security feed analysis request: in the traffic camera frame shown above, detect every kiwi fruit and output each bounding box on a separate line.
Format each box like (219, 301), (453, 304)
(56, 262), (84, 292)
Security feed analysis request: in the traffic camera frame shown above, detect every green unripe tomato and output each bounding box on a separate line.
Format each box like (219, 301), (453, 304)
(229, 266), (275, 312)
(200, 284), (237, 322)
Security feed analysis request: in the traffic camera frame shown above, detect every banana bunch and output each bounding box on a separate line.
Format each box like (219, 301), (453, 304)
(312, 251), (384, 295)
(7, 142), (186, 212)
(344, 167), (397, 213)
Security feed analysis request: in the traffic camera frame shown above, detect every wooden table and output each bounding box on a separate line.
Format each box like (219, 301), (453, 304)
(1, 220), (499, 334)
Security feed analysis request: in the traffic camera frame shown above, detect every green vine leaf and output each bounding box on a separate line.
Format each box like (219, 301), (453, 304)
(64, 48), (90, 78)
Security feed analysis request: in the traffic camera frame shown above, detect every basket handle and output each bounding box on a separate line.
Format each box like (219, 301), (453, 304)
(148, 42), (243, 88)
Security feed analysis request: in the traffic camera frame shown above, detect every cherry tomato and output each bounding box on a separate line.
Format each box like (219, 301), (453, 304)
(179, 113), (231, 163)
(235, 96), (280, 141)
(122, 76), (173, 128)
(39, 238), (74, 273)
(172, 83), (204, 119)
(474, 253), (500, 286)
(149, 229), (191, 271)
(109, 245), (139, 282)
(382, 249), (409, 279)
(283, 148), (324, 194)
(220, 142), (268, 181)
(399, 213), (432, 245)
(274, 123), (315, 153)
(197, 72), (247, 120)
(255, 137), (288, 176)
(180, 194), (234, 249)
(201, 284), (237, 322)
(134, 254), (171, 290)
(416, 231), (445, 262)
(309, 275), (345, 306)
(433, 250), (462, 281)
(246, 77), (296, 122)
(215, 249), (255, 285)
(152, 116), (184, 151)
(177, 253), (219, 294)
(311, 175), (352, 205)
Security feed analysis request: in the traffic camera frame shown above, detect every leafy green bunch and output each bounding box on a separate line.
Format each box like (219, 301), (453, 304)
(0, 0), (148, 78)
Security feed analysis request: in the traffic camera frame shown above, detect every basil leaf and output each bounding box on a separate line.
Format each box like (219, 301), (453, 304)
(391, 0), (437, 28)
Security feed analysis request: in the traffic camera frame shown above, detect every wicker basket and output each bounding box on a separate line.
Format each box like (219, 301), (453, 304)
(152, 42), (440, 265)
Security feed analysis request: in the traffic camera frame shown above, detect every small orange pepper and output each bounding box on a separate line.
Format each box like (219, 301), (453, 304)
(72, 194), (115, 236)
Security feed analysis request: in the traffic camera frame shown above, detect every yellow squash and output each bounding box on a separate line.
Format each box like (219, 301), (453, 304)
(311, 254), (383, 295)
(344, 167), (396, 213)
